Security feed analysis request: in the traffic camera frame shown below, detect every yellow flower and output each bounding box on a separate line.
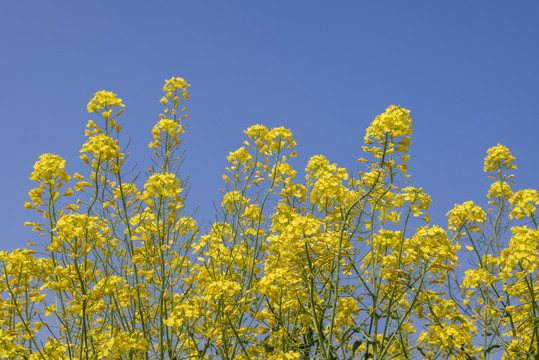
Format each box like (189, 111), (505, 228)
(80, 133), (123, 161)
(487, 181), (513, 203)
(483, 144), (516, 172)
(150, 119), (185, 143)
(462, 268), (499, 289)
(221, 190), (250, 212)
(87, 90), (125, 113)
(227, 147), (253, 166)
(267, 126), (296, 151)
(54, 213), (107, 255)
(396, 187), (432, 223)
(500, 226), (539, 274)
(446, 201), (486, 233)
(163, 76), (190, 93)
(509, 189), (539, 219)
(140, 173), (183, 206)
(365, 105), (413, 141)
(30, 153), (70, 185)
(244, 124), (270, 142)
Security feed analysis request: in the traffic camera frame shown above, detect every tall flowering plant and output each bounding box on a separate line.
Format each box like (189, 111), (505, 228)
(0, 77), (537, 360)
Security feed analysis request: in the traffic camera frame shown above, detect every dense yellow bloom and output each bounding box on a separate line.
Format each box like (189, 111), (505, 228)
(140, 173), (183, 205)
(305, 155), (350, 208)
(27, 154), (71, 213)
(487, 180), (513, 202)
(54, 213), (107, 255)
(446, 201), (486, 233)
(151, 119), (184, 139)
(30, 153), (70, 185)
(240, 124), (296, 160)
(244, 124), (270, 142)
(500, 226), (539, 273)
(267, 126), (296, 151)
(14, 78), (539, 360)
(0, 248), (51, 279)
(221, 190), (250, 212)
(163, 76), (190, 93)
(227, 146), (252, 166)
(365, 105), (413, 141)
(113, 182), (140, 200)
(267, 350), (301, 360)
(504, 338), (534, 360)
(101, 331), (149, 358)
(87, 90), (125, 113)
(483, 144), (516, 172)
(509, 189), (539, 219)
(80, 133), (123, 161)
(416, 290), (479, 357)
(363, 106), (413, 163)
(39, 340), (68, 359)
(409, 225), (457, 264)
(462, 268), (499, 289)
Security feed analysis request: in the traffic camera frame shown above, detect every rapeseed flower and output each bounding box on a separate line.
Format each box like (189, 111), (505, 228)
(484, 144), (516, 172)
(87, 90), (125, 113)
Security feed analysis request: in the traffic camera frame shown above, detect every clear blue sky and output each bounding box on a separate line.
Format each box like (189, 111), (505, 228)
(1, 1), (538, 252)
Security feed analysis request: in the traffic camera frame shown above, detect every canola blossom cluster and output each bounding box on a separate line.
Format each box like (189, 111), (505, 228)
(1, 77), (538, 360)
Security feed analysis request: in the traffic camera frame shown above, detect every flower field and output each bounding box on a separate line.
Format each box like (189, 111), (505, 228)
(1, 77), (538, 360)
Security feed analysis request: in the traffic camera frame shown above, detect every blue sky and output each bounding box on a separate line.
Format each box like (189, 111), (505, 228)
(1, 1), (538, 252)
